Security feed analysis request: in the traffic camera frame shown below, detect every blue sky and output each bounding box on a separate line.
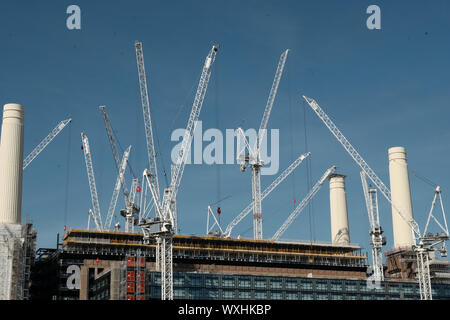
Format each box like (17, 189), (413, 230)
(0, 0), (449, 262)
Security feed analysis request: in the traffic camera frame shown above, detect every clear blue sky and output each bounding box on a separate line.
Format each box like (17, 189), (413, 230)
(1, 0), (449, 262)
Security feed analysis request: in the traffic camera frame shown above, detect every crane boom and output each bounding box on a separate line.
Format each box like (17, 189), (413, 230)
(104, 146), (131, 231)
(99, 106), (130, 204)
(272, 166), (337, 241)
(81, 132), (103, 231)
(302, 95), (421, 238)
(135, 41), (161, 206)
(162, 45), (219, 219)
(257, 49), (289, 150)
(224, 152), (311, 237)
(23, 118), (72, 170)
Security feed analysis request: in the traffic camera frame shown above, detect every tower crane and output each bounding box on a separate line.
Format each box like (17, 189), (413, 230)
(81, 132), (103, 231)
(99, 106), (130, 202)
(360, 171), (385, 282)
(139, 44), (219, 300)
(99, 106), (140, 231)
(238, 49), (289, 239)
(23, 118), (72, 170)
(104, 146), (131, 231)
(135, 41), (161, 209)
(224, 151), (310, 238)
(302, 95), (449, 300)
(272, 165), (337, 241)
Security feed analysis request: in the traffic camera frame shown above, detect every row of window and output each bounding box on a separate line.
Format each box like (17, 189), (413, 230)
(152, 273), (419, 294)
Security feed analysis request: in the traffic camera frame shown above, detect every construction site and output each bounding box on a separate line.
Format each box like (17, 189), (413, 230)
(1, 39), (450, 302)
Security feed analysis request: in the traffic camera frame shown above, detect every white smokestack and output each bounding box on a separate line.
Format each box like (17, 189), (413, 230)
(388, 146), (415, 249)
(0, 103), (25, 224)
(329, 174), (350, 245)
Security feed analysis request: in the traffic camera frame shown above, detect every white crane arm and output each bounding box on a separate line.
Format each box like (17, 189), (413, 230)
(302, 95), (421, 239)
(104, 146), (131, 231)
(23, 118), (72, 170)
(272, 166), (336, 241)
(224, 152), (311, 237)
(163, 45), (219, 219)
(257, 49), (289, 150)
(81, 132), (103, 231)
(135, 41), (161, 205)
(99, 106), (130, 204)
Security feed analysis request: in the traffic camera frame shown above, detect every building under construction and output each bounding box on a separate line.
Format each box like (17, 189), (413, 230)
(27, 229), (450, 300)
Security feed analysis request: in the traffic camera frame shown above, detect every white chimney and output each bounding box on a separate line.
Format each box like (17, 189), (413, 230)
(329, 174), (350, 245)
(388, 146), (415, 249)
(0, 103), (25, 224)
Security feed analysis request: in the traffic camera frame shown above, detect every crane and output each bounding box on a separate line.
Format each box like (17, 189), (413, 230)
(360, 171), (385, 282)
(104, 146), (132, 231)
(81, 132), (103, 231)
(302, 95), (449, 300)
(224, 151), (310, 238)
(135, 41), (161, 209)
(23, 118), (72, 170)
(99, 106), (130, 203)
(272, 165), (337, 241)
(238, 49), (289, 239)
(139, 44), (219, 300)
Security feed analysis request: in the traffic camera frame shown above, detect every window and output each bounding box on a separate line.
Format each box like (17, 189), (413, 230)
(300, 280), (313, 290)
(205, 277), (218, 287)
(223, 290), (235, 299)
(270, 279), (282, 289)
(239, 290), (251, 299)
(189, 288), (203, 299)
(302, 292), (313, 300)
(254, 291), (267, 299)
(190, 275), (203, 286)
(285, 280), (298, 290)
(254, 279), (267, 289)
(346, 283), (357, 292)
(317, 293), (328, 300)
(389, 285), (400, 294)
(286, 292), (298, 300)
(331, 294), (343, 300)
(174, 288), (185, 299)
(330, 282), (342, 291)
(173, 276), (184, 286)
(271, 291), (283, 300)
(346, 294), (357, 300)
(222, 278), (235, 288)
(205, 289), (218, 299)
(238, 278), (251, 288)
(316, 281), (328, 291)
(361, 294), (372, 300)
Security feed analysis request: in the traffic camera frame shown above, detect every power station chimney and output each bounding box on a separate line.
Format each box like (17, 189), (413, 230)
(0, 103), (25, 224)
(388, 146), (415, 249)
(329, 174), (350, 245)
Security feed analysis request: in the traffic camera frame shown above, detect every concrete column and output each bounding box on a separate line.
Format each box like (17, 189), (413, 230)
(329, 174), (350, 245)
(388, 146), (415, 249)
(0, 104), (25, 224)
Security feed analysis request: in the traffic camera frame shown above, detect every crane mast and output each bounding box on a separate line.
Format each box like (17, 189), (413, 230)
(81, 132), (103, 231)
(139, 44), (218, 301)
(23, 118), (72, 170)
(302, 95), (449, 300)
(272, 166), (336, 241)
(225, 151), (310, 238)
(361, 171), (385, 282)
(239, 49), (289, 239)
